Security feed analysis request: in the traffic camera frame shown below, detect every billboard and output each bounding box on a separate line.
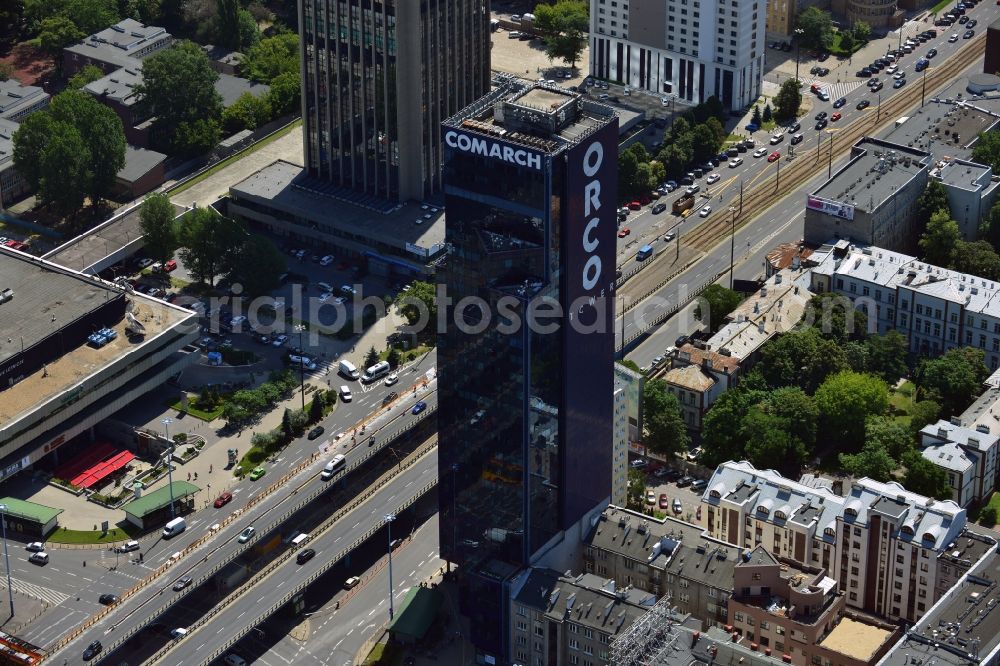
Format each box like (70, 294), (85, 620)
(560, 117), (619, 527)
(807, 195), (855, 221)
(443, 129), (543, 170)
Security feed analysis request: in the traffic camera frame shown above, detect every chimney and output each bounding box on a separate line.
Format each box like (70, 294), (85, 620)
(703, 358), (714, 371)
(758, 321), (765, 333)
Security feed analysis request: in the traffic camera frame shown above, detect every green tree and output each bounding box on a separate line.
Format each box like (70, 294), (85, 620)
(242, 31), (299, 83)
(865, 330), (909, 383)
(139, 194), (178, 265)
(281, 407), (294, 440)
(864, 415), (914, 461)
(227, 235), (286, 296)
(534, 0), (589, 68)
(910, 400), (941, 434)
(215, 0), (240, 48)
(49, 90), (126, 203)
(396, 281), (437, 331)
(775, 79), (802, 119)
(700, 373), (770, 467)
(0, 63), (13, 82)
(838, 31), (855, 54)
(696, 284), (743, 331)
(364, 346), (379, 368)
(971, 129), (1000, 172)
(24, 0), (66, 30)
(309, 391), (325, 422)
(64, 0), (118, 34)
(11, 112), (55, 190)
(387, 348), (401, 369)
(657, 143), (691, 179)
(982, 200), (1000, 252)
(804, 292), (869, 344)
(642, 379), (690, 456)
(797, 6), (834, 51)
(758, 327), (849, 393)
(266, 71), (300, 116)
(37, 123), (90, 215)
(123, 0), (162, 23)
(618, 359), (641, 373)
(764, 386), (819, 448)
(902, 450), (951, 499)
(689, 124), (720, 164)
(173, 117), (221, 157)
(627, 468), (646, 510)
(918, 209), (961, 266)
(814, 371), (890, 450)
(852, 21), (872, 43)
(68, 64), (105, 90)
(742, 407), (808, 477)
(35, 15), (85, 59)
(981, 506), (998, 527)
(221, 92), (272, 133)
(705, 117), (726, 146)
(762, 103), (773, 123)
(751, 105), (762, 126)
(915, 347), (989, 415)
(237, 9), (260, 50)
(178, 207), (238, 285)
(915, 179), (951, 238)
(137, 41), (223, 152)
(844, 341), (870, 373)
(839, 440), (895, 481)
(953, 240), (1000, 280)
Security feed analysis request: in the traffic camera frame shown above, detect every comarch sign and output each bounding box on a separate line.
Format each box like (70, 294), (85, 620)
(444, 130), (543, 170)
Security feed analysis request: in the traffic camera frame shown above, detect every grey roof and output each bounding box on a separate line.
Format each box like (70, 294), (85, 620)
(0, 250), (122, 370)
(811, 138), (930, 214)
(512, 567), (561, 610)
(586, 507), (739, 590)
(882, 97), (1000, 163)
(215, 73), (269, 108)
(0, 118), (17, 171)
(936, 158), (992, 192)
(64, 18), (171, 70)
(117, 145), (167, 183)
(84, 64), (143, 107)
(876, 541), (1000, 666)
(0, 79), (49, 120)
(704, 461), (967, 551)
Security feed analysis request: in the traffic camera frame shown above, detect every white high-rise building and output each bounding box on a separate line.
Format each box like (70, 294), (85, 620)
(589, 0), (765, 111)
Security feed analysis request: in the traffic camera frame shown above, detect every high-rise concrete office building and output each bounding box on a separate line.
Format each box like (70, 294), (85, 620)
(438, 77), (618, 664)
(589, 0), (765, 111)
(298, 0), (491, 202)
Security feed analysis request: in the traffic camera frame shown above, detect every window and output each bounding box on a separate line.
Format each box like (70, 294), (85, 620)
(569, 639), (580, 650)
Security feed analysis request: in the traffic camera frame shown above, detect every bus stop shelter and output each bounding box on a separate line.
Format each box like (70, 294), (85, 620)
(0, 498), (62, 538)
(123, 481), (199, 529)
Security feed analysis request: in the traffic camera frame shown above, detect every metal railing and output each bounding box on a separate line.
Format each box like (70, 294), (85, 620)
(619, 273), (722, 349)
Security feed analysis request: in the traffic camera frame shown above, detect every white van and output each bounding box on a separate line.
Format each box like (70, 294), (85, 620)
(362, 361), (391, 383)
(321, 454), (347, 480)
(163, 517), (187, 538)
(339, 385), (353, 402)
(291, 533), (310, 547)
(339, 360), (360, 380)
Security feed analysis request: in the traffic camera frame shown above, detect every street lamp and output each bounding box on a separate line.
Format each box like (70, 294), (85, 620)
(294, 324), (307, 411)
(0, 506), (12, 616)
(162, 418), (176, 519)
(728, 206), (738, 289)
(827, 131), (835, 179)
(449, 463), (458, 573)
(794, 28), (805, 83)
(385, 514), (396, 620)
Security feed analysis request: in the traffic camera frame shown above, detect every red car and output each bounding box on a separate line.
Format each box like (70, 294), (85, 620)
(618, 227), (631, 238)
(658, 493), (669, 509)
(163, 259), (178, 272)
(213, 492), (233, 508)
(3, 240), (27, 251)
(831, 112), (842, 122)
(768, 151), (781, 162)
(628, 201), (642, 210)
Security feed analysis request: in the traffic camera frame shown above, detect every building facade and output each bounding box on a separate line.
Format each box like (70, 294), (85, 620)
(612, 385), (629, 507)
(588, 0), (766, 112)
(438, 80), (619, 664)
(62, 19), (172, 77)
(830, 0), (904, 29)
(662, 345), (741, 432)
(298, 0), (491, 203)
(701, 461), (984, 625)
(918, 420), (999, 508)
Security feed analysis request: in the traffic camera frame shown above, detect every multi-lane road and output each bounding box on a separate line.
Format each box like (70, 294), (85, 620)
(615, 4), (999, 352)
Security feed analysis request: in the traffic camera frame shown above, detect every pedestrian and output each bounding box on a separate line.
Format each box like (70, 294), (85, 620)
(209, 465), (213, 473)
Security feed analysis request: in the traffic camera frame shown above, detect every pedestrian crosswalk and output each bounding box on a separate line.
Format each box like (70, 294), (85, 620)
(0, 576), (69, 607)
(806, 79), (866, 101)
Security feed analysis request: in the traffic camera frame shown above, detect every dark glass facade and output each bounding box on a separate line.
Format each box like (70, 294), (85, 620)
(299, 0), (490, 202)
(438, 85), (619, 663)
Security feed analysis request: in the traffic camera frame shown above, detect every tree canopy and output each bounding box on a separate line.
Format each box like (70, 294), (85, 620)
(775, 79), (802, 119)
(48, 89), (126, 203)
(696, 284), (743, 332)
(902, 450), (952, 499)
(534, 0), (589, 68)
(972, 129), (1000, 172)
(814, 371), (889, 451)
(242, 31), (300, 83)
(915, 347), (989, 415)
(796, 7), (834, 50)
(918, 209), (961, 266)
(139, 194), (179, 265)
(758, 327), (849, 393)
(642, 379), (690, 457)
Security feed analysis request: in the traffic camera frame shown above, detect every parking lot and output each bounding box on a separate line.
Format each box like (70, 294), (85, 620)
(630, 458), (709, 525)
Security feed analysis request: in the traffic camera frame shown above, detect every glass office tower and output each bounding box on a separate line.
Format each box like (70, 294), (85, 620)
(298, 0), (490, 202)
(438, 78), (619, 663)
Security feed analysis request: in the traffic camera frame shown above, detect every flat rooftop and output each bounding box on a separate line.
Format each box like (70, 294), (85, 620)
(85, 64), (142, 107)
(812, 139), (929, 214)
(883, 99), (1000, 163)
(878, 545), (1000, 666)
(229, 159), (445, 255)
(44, 201), (186, 273)
(0, 252), (190, 425)
(819, 617), (894, 662)
(444, 76), (616, 154)
(64, 18), (171, 69)
(936, 158), (992, 191)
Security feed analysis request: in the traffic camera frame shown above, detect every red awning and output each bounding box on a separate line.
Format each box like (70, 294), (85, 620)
(70, 450), (135, 489)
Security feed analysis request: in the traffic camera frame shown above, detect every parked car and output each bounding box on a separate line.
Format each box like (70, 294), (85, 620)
(214, 492), (233, 508)
(691, 479), (708, 492)
(672, 498), (683, 514)
(676, 476), (693, 487)
(658, 494), (669, 509)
